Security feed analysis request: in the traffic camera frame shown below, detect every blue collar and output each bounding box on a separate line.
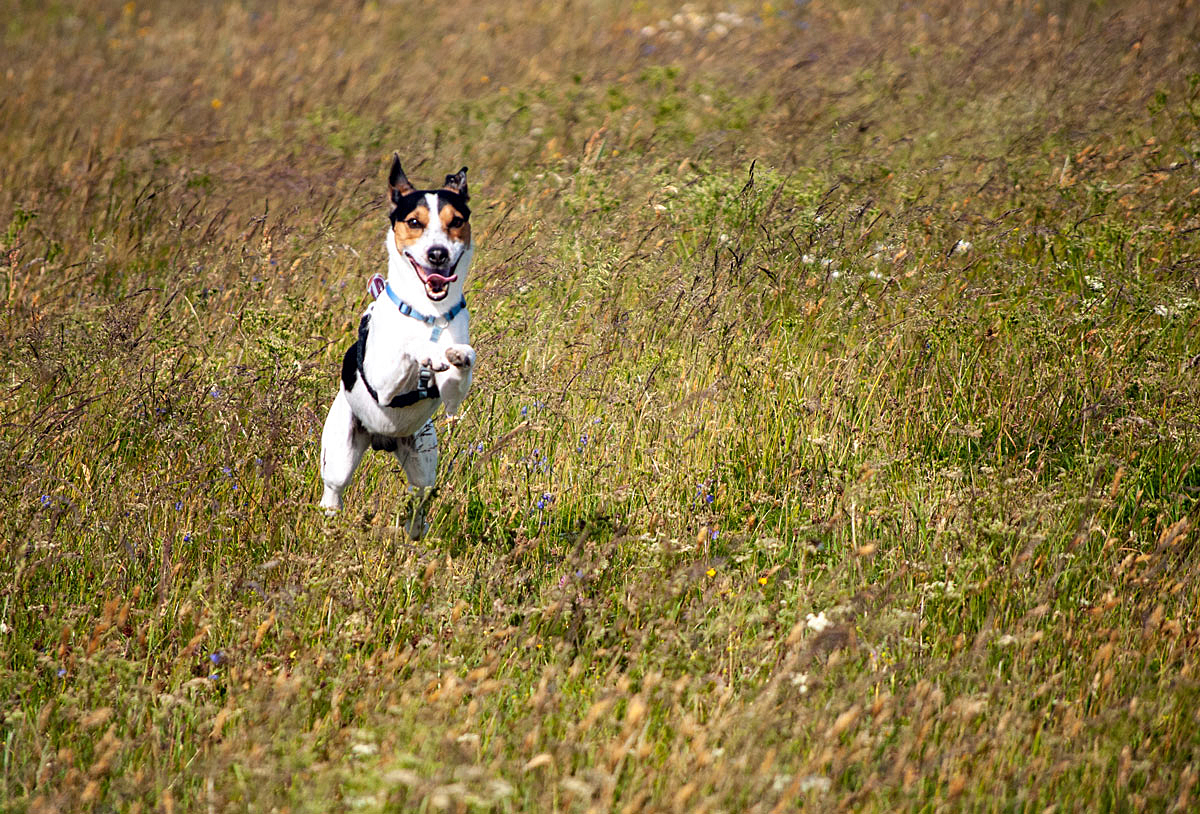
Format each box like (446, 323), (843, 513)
(382, 283), (466, 340)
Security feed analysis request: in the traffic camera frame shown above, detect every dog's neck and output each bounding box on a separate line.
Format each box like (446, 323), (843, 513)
(384, 229), (472, 316)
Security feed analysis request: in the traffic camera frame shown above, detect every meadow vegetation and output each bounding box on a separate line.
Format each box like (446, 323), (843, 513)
(2, 0), (1200, 810)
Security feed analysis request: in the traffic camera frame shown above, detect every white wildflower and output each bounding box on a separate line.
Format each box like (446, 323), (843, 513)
(1084, 275), (1104, 291)
(1154, 298), (1197, 318)
(790, 672), (810, 693)
(953, 239), (972, 254)
(799, 775), (832, 793)
(806, 611), (832, 633)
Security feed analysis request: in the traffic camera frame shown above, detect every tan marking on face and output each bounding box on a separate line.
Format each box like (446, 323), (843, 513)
(392, 204), (430, 249)
(439, 203), (471, 246)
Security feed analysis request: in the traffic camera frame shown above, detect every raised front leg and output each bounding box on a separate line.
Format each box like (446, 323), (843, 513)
(435, 343), (476, 417)
(320, 389), (369, 514)
(392, 421), (439, 539)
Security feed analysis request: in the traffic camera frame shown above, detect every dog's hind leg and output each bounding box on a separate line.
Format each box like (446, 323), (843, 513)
(319, 389), (369, 514)
(392, 421), (438, 540)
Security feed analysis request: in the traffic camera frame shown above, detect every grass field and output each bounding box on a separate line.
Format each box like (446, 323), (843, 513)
(3, 0), (1200, 810)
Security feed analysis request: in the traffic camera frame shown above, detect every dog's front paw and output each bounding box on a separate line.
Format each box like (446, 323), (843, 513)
(444, 345), (475, 369)
(420, 357), (451, 373)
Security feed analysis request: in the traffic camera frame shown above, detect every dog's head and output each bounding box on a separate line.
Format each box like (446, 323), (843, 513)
(387, 155), (471, 302)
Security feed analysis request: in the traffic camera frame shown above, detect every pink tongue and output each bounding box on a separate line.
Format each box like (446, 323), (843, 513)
(426, 273), (457, 287)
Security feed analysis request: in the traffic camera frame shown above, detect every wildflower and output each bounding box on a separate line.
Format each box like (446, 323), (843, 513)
(222, 466), (232, 476)
(953, 239), (972, 254)
(1154, 299), (1195, 318)
(805, 611), (831, 633)
(790, 672), (809, 693)
(210, 98), (222, 110)
(209, 651), (225, 666)
(209, 387), (221, 398)
(208, 672), (220, 681)
(520, 406), (528, 419)
(39, 495), (51, 507)
(184, 533), (192, 542)
(1084, 275), (1104, 291)
(175, 501), (183, 511)
(758, 576), (769, 586)
(798, 775), (831, 793)
(706, 568), (716, 578)
(57, 668), (67, 678)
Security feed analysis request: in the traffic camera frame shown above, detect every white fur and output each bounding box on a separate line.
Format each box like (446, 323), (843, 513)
(319, 198), (476, 539)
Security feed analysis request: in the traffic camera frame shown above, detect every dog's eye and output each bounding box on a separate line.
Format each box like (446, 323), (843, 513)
(405, 217), (423, 230)
(448, 216), (465, 229)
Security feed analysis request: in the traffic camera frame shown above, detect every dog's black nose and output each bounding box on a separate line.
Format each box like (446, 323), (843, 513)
(427, 246), (449, 266)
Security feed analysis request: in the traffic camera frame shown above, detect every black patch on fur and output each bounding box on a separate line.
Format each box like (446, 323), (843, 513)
(340, 341), (358, 392)
(389, 190), (429, 222)
(369, 434), (398, 452)
(388, 189), (470, 224)
(436, 190), (470, 219)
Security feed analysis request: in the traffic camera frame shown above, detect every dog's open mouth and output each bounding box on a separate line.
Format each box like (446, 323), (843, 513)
(405, 253), (458, 301)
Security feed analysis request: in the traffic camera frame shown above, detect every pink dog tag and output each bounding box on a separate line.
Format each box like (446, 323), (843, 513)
(367, 274), (385, 299)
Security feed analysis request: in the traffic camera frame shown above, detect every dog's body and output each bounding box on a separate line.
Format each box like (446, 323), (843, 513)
(319, 156), (476, 538)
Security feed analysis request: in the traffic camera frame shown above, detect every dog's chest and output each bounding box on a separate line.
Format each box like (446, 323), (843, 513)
(345, 301), (468, 437)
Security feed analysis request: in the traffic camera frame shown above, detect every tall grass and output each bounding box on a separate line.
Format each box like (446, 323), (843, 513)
(2, 0), (1199, 811)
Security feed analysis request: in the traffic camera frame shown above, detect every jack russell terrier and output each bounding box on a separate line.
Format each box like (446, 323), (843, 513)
(320, 154), (476, 539)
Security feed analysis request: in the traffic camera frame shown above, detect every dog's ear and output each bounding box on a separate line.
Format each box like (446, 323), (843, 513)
(389, 153), (415, 204)
(442, 167), (469, 200)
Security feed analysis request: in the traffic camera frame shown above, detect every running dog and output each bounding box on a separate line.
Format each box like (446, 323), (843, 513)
(319, 154), (476, 539)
